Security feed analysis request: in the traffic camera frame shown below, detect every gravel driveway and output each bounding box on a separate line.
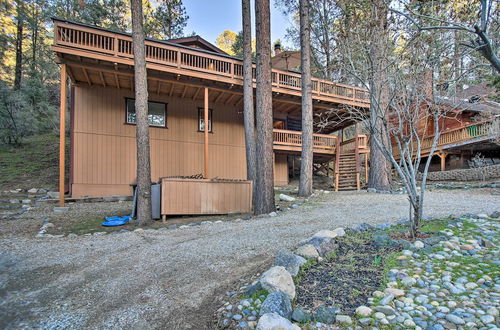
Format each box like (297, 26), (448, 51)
(0, 189), (498, 329)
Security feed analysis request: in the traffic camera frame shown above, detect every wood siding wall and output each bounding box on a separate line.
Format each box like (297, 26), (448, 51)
(274, 154), (289, 186)
(72, 85), (247, 197)
(161, 178), (253, 215)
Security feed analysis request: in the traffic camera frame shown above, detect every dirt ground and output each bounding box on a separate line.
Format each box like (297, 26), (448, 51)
(0, 188), (499, 329)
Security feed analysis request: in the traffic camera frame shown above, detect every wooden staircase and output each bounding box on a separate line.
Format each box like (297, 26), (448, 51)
(336, 153), (360, 191)
(334, 134), (369, 191)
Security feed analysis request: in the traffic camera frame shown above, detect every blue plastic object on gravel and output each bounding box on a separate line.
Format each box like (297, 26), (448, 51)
(101, 215), (131, 227)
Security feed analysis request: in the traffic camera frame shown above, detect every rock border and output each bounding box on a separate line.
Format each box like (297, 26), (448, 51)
(215, 210), (500, 329)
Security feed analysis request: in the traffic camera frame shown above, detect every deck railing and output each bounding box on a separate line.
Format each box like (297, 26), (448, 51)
(54, 20), (370, 105)
(272, 129), (338, 154)
(394, 119), (499, 158)
(340, 135), (369, 153)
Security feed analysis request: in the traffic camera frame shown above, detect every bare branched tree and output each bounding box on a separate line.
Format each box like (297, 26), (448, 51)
(317, 63), (450, 238)
(391, 0), (499, 73)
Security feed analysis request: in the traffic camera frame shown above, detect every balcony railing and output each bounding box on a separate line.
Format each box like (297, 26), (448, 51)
(272, 129), (338, 154)
(53, 20), (370, 106)
(394, 119), (499, 158)
(340, 135), (369, 153)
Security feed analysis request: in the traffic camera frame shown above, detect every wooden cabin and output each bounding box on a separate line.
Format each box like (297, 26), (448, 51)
(393, 83), (500, 172)
(52, 19), (370, 203)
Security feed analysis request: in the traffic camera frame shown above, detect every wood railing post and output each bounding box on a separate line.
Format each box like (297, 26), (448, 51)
(334, 137), (341, 192)
(204, 87), (209, 178)
(59, 63), (67, 207)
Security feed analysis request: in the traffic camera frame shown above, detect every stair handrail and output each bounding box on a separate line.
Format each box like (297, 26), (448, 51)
(334, 136), (341, 191)
(354, 134), (361, 190)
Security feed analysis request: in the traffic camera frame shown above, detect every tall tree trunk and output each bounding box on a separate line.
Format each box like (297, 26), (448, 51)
(30, 2), (39, 76)
(367, 0), (391, 191)
(14, 0), (23, 90)
(453, 31), (462, 93)
(130, 0), (152, 224)
(254, 0), (275, 214)
(298, 0), (313, 197)
(242, 0), (256, 198)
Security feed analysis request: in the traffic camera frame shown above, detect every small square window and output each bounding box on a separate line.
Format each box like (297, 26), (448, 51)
(198, 108), (213, 132)
(126, 98), (166, 127)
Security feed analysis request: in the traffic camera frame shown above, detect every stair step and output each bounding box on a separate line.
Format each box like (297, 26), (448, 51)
(337, 187), (358, 191)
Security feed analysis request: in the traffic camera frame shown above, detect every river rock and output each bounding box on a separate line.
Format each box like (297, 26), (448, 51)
(256, 313), (300, 330)
(384, 288), (405, 297)
(356, 306), (372, 317)
(260, 266), (295, 300)
(313, 305), (338, 324)
(336, 315), (352, 325)
(374, 305), (396, 316)
(446, 314), (465, 325)
(291, 308), (310, 323)
(414, 240), (425, 249)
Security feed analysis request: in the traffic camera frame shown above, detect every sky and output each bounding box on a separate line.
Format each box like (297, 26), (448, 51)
(183, 0), (295, 48)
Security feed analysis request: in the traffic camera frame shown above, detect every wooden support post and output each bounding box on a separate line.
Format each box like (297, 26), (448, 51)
(440, 153), (447, 171)
(204, 87), (209, 178)
(334, 137), (341, 191)
(59, 63), (67, 207)
(364, 153), (369, 185)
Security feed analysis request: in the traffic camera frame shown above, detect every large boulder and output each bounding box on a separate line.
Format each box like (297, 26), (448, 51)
(259, 291), (292, 319)
(308, 236), (337, 256)
(257, 313), (301, 330)
(295, 244), (319, 259)
(260, 266), (295, 300)
(312, 230), (338, 239)
(279, 194), (295, 202)
(274, 249), (307, 277)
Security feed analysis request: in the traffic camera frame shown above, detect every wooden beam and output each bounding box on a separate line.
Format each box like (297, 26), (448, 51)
(156, 81), (161, 95)
(169, 83), (175, 96)
(114, 73), (120, 89)
(99, 71), (106, 87)
(59, 64), (67, 207)
(214, 91), (225, 103)
(82, 68), (91, 85)
(235, 96), (243, 107)
(181, 85), (188, 98)
(225, 94), (235, 105)
(204, 87), (209, 178)
(192, 87), (201, 100)
(67, 67), (76, 83)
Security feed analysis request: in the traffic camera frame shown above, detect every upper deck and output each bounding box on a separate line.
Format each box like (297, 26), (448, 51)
(52, 19), (370, 109)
